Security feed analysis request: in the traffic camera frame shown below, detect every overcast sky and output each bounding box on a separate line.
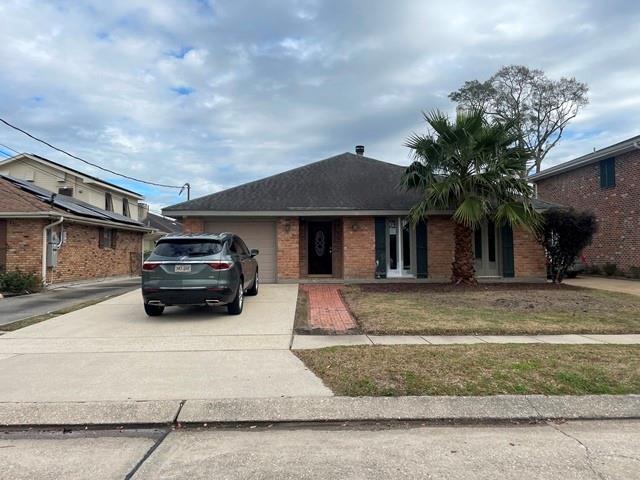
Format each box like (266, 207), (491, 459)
(1, 0), (639, 210)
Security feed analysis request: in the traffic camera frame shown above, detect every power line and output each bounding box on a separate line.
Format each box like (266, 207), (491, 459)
(0, 142), (20, 154)
(0, 117), (187, 190)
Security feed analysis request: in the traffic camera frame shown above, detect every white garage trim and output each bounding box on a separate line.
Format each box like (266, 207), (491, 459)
(204, 219), (277, 283)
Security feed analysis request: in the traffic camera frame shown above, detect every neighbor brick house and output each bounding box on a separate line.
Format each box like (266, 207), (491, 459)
(0, 175), (151, 285)
(530, 134), (640, 272)
(163, 149), (547, 283)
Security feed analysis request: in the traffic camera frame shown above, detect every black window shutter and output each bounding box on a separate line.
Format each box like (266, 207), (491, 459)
(98, 228), (105, 248)
(415, 219), (428, 278)
(374, 217), (386, 278)
(501, 225), (514, 278)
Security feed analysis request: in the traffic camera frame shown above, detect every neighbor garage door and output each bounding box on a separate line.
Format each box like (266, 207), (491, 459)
(204, 220), (277, 283)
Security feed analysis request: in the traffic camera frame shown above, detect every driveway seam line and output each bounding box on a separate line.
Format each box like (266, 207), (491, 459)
(124, 428), (171, 480)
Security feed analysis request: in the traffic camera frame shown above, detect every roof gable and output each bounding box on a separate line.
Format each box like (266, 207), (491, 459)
(0, 154), (144, 199)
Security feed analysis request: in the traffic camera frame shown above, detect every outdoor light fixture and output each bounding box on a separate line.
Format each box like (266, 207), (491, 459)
(284, 220), (292, 232)
(351, 222), (360, 231)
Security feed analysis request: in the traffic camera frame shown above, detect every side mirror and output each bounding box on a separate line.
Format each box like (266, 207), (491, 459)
(250, 249), (259, 257)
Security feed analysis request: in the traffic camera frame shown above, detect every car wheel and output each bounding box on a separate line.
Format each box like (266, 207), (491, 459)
(227, 281), (244, 315)
(144, 303), (164, 316)
(246, 271), (259, 296)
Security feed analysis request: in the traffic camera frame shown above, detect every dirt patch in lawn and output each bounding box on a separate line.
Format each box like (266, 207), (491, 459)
(295, 344), (640, 396)
(341, 283), (640, 335)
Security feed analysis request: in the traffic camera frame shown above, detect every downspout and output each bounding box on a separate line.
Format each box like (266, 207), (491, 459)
(42, 216), (64, 285)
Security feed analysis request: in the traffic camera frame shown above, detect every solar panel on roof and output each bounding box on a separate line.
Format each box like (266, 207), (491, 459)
(1, 174), (145, 227)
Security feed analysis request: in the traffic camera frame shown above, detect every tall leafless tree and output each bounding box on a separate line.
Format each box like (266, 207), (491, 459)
(449, 65), (589, 174)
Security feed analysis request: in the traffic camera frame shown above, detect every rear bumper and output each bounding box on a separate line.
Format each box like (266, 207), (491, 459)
(142, 287), (235, 306)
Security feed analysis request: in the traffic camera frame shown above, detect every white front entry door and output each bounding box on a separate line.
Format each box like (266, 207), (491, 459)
(386, 217), (415, 278)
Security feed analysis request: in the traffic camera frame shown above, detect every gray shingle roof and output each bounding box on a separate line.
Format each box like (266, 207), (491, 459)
(163, 152), (556, 214)
(144, 212), (183, 234)
(164, 153), (422, 213)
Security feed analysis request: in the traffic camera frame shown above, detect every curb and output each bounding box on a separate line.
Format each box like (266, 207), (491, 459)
(1, 395), (639, 430)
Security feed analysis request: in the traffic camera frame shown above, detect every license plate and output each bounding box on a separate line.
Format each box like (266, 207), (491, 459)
(174, 264), (192, 273)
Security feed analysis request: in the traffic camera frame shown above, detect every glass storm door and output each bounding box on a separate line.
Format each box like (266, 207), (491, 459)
(386, 217), (413, 277)
(474, 220), (500, 277)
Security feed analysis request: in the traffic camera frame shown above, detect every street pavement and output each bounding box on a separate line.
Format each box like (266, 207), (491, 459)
(0, 277), (141, 326)
(0, 285), (331, 401)
(1, 420), (638, 479)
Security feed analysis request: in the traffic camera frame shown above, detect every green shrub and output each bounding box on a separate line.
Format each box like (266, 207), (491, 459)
(629, 266), (640, 280)
(0, 270), (42, 294)
(587, 264), (602, 275)
(602, 263), (617, 277)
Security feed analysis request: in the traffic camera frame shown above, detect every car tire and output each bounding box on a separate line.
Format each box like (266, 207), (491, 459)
(227, 282), (244, 315)
(246, 271), (259, 296)
(144, 303), (164, 316)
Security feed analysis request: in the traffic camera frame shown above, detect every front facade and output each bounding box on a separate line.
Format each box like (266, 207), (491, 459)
(0, 153), (146, 220)
(531, 135), (640, 272)
(0, 175), (150, 285)
(164, 152), (546, 283)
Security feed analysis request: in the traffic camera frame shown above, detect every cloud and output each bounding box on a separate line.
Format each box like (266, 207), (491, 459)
(0, 0), (639, 208)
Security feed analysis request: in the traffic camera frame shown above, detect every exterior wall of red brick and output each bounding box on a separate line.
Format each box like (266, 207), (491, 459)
(47, 223), (142, 284)
(3, 219), (142, 284)
(276, 217), (299, 280)
(5, 218), (45, 277)
(427, 216), (455, 280)
(342, 216), (375, 279)
(513, 226), (547, 278)
(535, 150), (640, 271)
(182, 217), (204, 234)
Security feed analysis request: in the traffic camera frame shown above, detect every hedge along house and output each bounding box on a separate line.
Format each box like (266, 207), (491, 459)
(163, 149), (548, 283)
(0, 175), (152, 285)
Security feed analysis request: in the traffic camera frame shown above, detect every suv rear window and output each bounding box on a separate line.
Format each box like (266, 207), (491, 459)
(154, 240), (222, 258)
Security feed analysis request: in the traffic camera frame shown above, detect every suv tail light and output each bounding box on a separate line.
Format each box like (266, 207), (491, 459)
(207, 261), (233, 270)
(142, 262), (160, 271)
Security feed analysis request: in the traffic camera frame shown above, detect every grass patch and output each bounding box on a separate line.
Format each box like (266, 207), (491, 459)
(342, 283), (640, 335)
(0, 296), (116, 332)
(295, 344), (640, 396)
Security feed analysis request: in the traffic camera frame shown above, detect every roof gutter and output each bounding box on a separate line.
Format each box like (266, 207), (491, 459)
(0, 212), (153, 233)
(530, 135), (640, 182)
(42, 216), (64, 285)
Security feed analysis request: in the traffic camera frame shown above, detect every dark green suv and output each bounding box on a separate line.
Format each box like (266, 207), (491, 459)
(141, 233), (259, 316)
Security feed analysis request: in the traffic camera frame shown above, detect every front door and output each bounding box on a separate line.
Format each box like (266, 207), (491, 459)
(474, 220), (500, 277)
(308, 221), (333, 275)
(386, 217), (414, 277)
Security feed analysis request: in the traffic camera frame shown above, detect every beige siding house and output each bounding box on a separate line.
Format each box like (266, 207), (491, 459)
(0, 153), (146, 220)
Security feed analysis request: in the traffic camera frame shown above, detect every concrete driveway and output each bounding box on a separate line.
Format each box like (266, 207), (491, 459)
(0, 285), (331, 402)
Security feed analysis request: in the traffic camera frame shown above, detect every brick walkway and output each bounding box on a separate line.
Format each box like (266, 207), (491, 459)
(300, 285), (358, 333)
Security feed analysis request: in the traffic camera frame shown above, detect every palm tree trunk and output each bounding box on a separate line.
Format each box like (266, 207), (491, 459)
(451, 221), (477, 285)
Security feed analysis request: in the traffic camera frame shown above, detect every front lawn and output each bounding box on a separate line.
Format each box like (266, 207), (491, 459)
(341, 283), (640, 335)
(295, 344), (640, 396)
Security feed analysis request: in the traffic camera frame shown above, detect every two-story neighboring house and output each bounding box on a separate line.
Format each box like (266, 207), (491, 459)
(0, 153), (145, 220)
(530, 134), (640, 272)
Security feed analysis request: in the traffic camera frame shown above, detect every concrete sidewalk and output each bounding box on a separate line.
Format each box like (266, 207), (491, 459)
(1, 395), (639, 428)
(565, 276), (640, 296)
(0, 276), (140, 326)
(291, 333), (640, 349)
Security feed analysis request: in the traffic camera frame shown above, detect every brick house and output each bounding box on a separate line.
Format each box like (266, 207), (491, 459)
(530, 134), (640, 272)
(0, 175), (151, 285)
(163, 149), (547, 283)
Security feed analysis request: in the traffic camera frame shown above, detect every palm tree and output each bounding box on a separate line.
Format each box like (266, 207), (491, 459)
(402, 109), (539, 285)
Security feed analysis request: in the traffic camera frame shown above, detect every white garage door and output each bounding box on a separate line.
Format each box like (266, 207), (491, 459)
(204, 220), (277, 283)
